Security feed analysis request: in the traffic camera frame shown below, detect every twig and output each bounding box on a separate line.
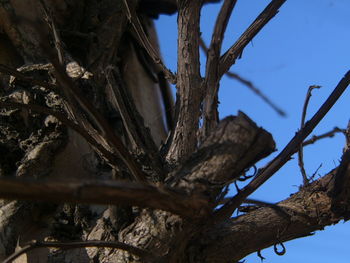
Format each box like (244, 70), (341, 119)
(226, 71), (286, 116)
(302, 127), (346, 146)
(0, 177), (209, 219)
(122, 0), (176, 84)
(218, 0), (287, 77)
(213, 70), (350, 222)
(202, 0), (238, 136)
(298, 85), (321, 185)
(199, 38), (286, 117)
(3, 240), (154, 263)
(39, 0), (64, 65)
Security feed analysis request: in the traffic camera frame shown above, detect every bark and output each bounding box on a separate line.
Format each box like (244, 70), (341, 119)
(0, 1), (349, 263)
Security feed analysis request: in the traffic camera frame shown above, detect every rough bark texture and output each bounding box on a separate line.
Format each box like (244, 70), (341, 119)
(0, 1), (350, 263)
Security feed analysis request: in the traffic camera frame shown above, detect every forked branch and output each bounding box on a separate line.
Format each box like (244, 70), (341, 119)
(219, 0), (287, 77)
(202, 0), (238, 136)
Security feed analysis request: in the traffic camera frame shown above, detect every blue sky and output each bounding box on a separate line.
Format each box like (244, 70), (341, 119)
(155, 0), (350, 262)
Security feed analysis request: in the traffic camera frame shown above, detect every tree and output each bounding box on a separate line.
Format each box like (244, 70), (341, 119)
(0, 0), (349, 262)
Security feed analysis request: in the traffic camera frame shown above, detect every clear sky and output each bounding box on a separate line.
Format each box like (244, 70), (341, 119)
(155, 0), (350, 262)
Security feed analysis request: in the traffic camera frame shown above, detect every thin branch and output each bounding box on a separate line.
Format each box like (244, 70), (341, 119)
(214, 70), (350, 221)
(225, 71), (286, 116)
(199, 38), (286, 117)
(3, 240), (154, 263)
(202, 0), (238, 136)
(218, 0), (287, 77)
(298, 85), (321, 185)
(39, 0), (64, 65)
(0, 177), (209, 219)
(302, 127), (346, 147)
(122, 0), (176, 84)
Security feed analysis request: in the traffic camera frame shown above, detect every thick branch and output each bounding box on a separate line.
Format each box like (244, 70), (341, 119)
(218, 0), (287, 77)
(201, 169), (345, 262)
(166, 0), (203, 164)
(0, 178), (209, 219)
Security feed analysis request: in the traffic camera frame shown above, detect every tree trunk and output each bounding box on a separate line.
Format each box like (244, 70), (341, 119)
(1, 1), (350, 263)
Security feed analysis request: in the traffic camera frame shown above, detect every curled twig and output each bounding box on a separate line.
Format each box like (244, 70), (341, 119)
(273, 242), (286, 256)
(3, 240), (154, 263)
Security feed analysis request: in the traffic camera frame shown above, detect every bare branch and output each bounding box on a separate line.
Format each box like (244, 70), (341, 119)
(202, 0), (238, 135)
(165, 0), (203, 163)
(302, 127), (346, 147)
(298, 85), (321, 185)
(0, 177), (210, 219)
(225, 71), (286, 116)
(214, 70), (350, 221)
(218, 0), (287, 77)
(199, 38), (286, 117)
(202, 170), (344, 262)
(122, 0), (176, 84)
(4, 240), (154, 263)
(39, 0), (64, 65)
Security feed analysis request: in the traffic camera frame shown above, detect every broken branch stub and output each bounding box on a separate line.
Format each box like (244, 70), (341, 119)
(168, 112), (275, 201)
